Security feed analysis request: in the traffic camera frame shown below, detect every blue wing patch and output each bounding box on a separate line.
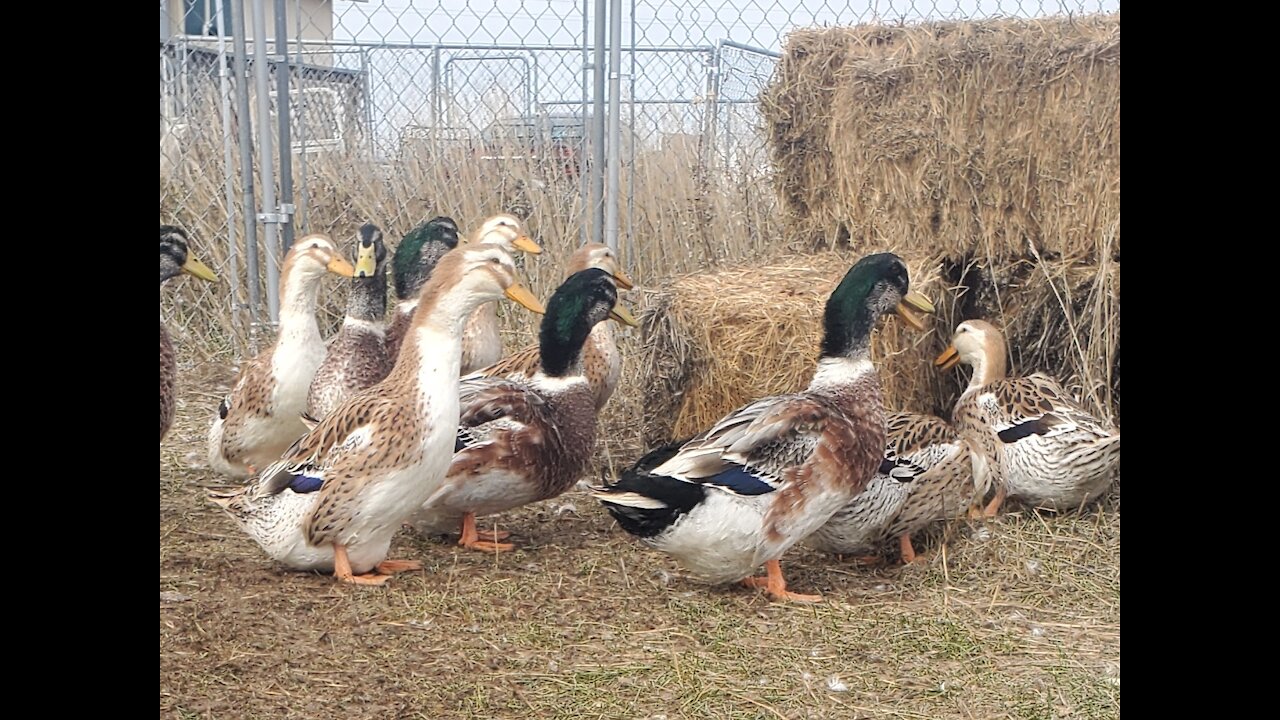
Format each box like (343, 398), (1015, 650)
(288, 473), (324, 494)
(454, 433), (466, 453)
(701, 465), (777, 496)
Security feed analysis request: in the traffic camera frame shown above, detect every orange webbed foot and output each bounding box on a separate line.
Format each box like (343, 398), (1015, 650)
(376, 559), (423, 575)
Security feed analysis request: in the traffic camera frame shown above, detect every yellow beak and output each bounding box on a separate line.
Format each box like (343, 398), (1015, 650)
(354, 244), (378, 278)
(512, 235), (543, 255)
(609, 303), (640, 328)
(935, 344), (961, 371)
(180, 255), (219, 282)
(504, 283), (546, 315)
(611, 268), (635, 291)
(327, 256), (357, 278)
(895, 290), (935, 331)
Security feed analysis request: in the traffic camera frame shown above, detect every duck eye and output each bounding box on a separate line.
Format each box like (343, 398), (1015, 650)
(489, 257), (500, 265)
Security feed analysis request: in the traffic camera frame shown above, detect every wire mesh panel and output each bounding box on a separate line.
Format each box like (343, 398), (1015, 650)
(160, 4), (248, 356)
(160, 0), (1119, 355)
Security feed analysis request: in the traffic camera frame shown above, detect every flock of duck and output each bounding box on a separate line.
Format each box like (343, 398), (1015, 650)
(160, 215), (1120, 603)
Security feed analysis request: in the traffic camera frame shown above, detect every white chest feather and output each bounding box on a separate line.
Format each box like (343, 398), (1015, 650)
(270, 309), (327, 413)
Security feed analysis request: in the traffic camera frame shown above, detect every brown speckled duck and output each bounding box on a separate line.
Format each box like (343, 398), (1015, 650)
(592, 253), (934, 602)
(160, 225), (218, 441)
(467, 242), (635, 410)
(805, 411), (978, 564)
(409, 267), (638, 552)
(207, 235), (356, 478)
(459, 214), (542, 374)
(936, 319), (1120, 516)
(306, 223), (391, 420)
(209, 244), (546, 585)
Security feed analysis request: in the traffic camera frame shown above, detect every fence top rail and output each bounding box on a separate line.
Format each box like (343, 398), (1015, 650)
(166, 35), (719, 55)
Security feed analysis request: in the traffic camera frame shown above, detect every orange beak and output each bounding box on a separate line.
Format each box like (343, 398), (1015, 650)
(935, 345), (961, 371)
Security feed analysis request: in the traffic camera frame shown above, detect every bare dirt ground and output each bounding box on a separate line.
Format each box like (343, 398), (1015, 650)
(161, 363), (1119, 720)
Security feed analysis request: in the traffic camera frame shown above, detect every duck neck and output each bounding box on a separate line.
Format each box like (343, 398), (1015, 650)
(160, 263), (181, 285)
(966, 348), (1007, 392)
(346, 271), (387, 323)
(539, 315), (593, 380)
(588, 318), (615, 355)
(819, 290), (877, 362)
(394, 281), (484, 373)
(276, 269), (324, 349)
(811, 301), (878, 402)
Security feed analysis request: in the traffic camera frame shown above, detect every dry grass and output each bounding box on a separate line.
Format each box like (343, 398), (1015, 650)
(159, 121), (786, 363)
(162, 377), (1120, 720)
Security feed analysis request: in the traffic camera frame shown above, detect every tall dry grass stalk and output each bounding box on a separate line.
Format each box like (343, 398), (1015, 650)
(161, 117), (788, 363)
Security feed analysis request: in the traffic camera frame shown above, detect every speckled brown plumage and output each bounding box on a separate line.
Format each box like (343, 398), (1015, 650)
(208, 244), (539, 579)
(942, 319), (1120, 514)
(160, 225), (217, 442)
(307, 330), (391, 420)
(806, 411), (978, 560)
(384, 307), (415, 363)
(306, 224), (391, 420)
(160, 323), (176, 441)
(208, 236), (355, 478)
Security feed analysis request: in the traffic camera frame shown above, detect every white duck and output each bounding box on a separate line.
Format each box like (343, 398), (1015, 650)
(207, 235), (355, 478)
(459, 214), (542, 374)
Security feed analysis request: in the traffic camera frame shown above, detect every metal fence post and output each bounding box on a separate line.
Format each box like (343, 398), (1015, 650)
(604, 0), (622, 252)
(626, 0), (636, 266)
(252, 0), (281, 322)
(294, 0), (309, 235)
(230, 0), (260, 324)
(274, 0), (296, 251)
(590, 0), (607, 246)
(214, 0), (242, 350)
(579, 0), (590, 246)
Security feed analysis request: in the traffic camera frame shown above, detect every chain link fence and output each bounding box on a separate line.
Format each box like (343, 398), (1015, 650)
(160, 0), (1118, 358)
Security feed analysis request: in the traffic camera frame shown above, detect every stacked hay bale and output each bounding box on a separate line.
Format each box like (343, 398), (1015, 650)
(625, 14), (1120, 449)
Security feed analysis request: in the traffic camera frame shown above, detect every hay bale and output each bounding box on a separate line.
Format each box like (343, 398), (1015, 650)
(631, 249), (952, 447)
(623, 247), (1119, 454)
(761, 15), (1120, 261)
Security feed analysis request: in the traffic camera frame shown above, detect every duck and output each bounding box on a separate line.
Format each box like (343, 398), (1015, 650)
(591, 252), (934, 602)
(306, 223), (391, 420)
(805, 412), (978, 564)
(467, 242), (635, 410)
(160, 225), (218, 441)
(409, 267), (639, 552)
(207, 234), (356, 478)
(935, 319), (1121, 516)
(208, 244), (546, 585)
(459, 214), (543, 374)
(386, 216), (461, 362)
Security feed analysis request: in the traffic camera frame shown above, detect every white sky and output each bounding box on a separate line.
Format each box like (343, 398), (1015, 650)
(332, 0), (1119, 50)
(306, 0), (1118, 157)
